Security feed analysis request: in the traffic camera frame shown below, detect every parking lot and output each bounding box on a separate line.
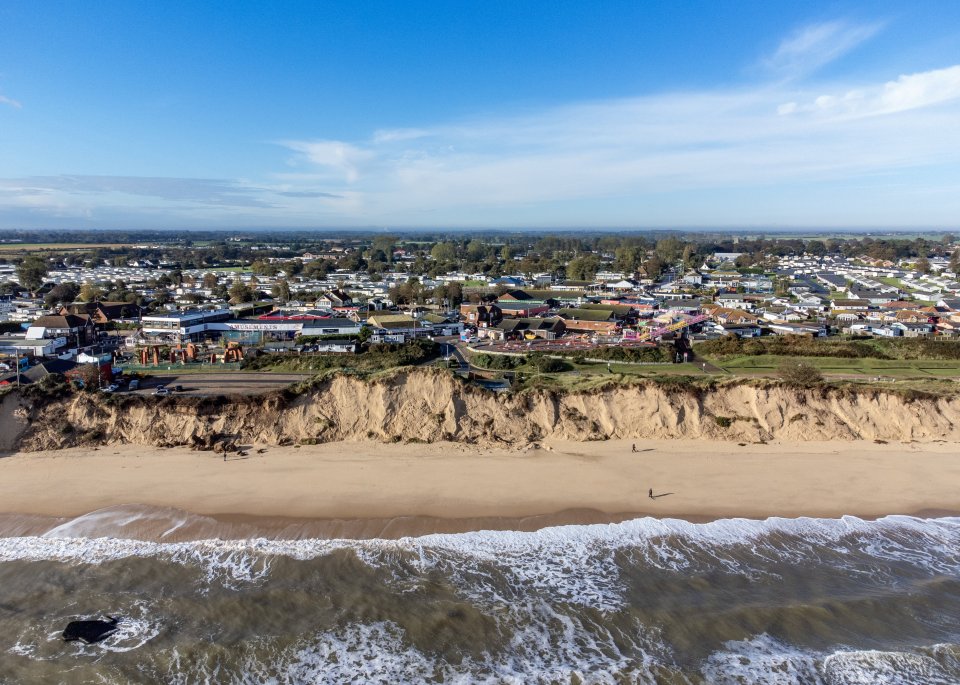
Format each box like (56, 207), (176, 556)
(120, 372), (313, 397)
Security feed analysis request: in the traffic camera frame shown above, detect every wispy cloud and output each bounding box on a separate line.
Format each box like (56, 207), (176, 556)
(777, 64), (960, 117)
(762, 20), (883, 79)
(0, 175), (276, 208)
(0, 94), (21, 109)
(0, 175), (352, 226)
(279, 140), (373, 183)
(271, 62), (960, 225)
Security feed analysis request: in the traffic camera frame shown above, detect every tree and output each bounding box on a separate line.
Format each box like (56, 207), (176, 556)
(371, 235), (396, 263)
(778, 359), (823, 385)
(446, 281), (463, 306)
(73, 363), (104, 390)
(914, 257), (931, 275)
(655, 237), (683, 263)
(44, 283), (80, 307)
(950, 248), (960, 274)
(79, 283), (104, 302)
(229, 279), (255, 303)
(613, 246), (643, 274)
(430, 242), (457, 263)
(152, 287), (172, 306)
(16, 255), (48, 292)
(272, 278), (291, 303)
(566, 254), (600, 281)
(202, 273), (219, 289)
(642, 256), (664, 279)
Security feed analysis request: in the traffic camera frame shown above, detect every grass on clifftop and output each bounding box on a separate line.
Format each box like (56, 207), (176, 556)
(697, 335), (960, 361)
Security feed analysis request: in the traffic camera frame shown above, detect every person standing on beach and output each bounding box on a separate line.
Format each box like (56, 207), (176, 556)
(632, 444), (637, 453)
(648, 488), (653, 499)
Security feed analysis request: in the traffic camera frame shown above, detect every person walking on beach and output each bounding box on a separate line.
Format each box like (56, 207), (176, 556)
(648, 488), (653, 499)
(632, 443), (637, 453)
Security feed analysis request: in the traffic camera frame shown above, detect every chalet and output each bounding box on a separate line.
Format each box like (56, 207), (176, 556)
(496, 301), (550, 318)
(497, 289), (535, 302)
(830, 298), (871, 312)
(316, 290), (353, 309)
(707, 307), (759, 326)
(491, 317), (566, 341)
(366, 313), (425, 342)
(706, 321), (762, 337)
(299, 318), (363, 337)
(895, 322), (935, 338)
(768, 322), (827, 337)
(714, 294), (754, 310)
(555, 307), (619, 334)
(937, 297), (960, 311)
(662, 299), (702, 314)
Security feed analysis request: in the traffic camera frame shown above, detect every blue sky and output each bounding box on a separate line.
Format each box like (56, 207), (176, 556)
(1, 1), (959, 230)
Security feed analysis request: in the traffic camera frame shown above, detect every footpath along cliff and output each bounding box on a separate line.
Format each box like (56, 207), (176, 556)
(5, 368), (960, 451)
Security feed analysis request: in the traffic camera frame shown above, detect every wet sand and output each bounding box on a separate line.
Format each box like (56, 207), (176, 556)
(1, 439), (958, 537)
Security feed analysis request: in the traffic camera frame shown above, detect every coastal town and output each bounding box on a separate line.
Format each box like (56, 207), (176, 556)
(1, 231), (959, 392)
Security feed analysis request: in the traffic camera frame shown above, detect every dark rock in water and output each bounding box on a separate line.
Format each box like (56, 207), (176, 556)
(62, 616), (120, 644)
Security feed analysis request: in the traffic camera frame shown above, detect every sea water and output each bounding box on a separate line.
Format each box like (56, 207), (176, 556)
(1, 510), (959, 683)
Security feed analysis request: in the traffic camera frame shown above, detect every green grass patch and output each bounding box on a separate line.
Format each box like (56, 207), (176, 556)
(714, 354), (960, 378)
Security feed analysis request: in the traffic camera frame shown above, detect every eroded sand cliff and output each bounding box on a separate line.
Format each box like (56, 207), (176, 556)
(5, 369), (958, 452)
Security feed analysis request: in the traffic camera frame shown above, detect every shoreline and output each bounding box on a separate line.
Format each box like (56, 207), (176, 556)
(2, 506), (958, 543)
(1, 439), (958, 539)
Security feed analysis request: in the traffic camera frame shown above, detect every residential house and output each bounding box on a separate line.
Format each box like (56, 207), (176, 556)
(58, 301), (143, 325)
(25, 314), (96, 348)
(459, 303), (504, 327)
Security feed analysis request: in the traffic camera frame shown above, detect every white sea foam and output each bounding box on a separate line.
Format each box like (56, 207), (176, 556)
(224, 616), (675, 685)
(2, 515), (959, 603)
(703, 634), (960, 685)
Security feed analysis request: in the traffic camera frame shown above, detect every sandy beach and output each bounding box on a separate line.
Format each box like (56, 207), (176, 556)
(1, 439), (958, 534)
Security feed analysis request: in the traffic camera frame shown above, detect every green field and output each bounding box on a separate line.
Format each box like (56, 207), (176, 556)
(711, 354), (960, 378)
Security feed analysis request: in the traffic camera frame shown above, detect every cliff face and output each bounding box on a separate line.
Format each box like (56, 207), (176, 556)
(10, 370), (960, 451)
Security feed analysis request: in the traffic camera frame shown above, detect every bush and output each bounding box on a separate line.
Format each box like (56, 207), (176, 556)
(526, 355), (572, 373)
(697, 335), (960, 361)
(243, 339), (439, 372)
(778, 360), (824, 384)
(473, 353), (522, 370)
(565, 345), (674, 363)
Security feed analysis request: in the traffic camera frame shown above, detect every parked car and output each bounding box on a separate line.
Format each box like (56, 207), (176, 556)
(173, 385), (183, 392)
(129, 379), (140, 390)
(154, 387), (170, 396)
